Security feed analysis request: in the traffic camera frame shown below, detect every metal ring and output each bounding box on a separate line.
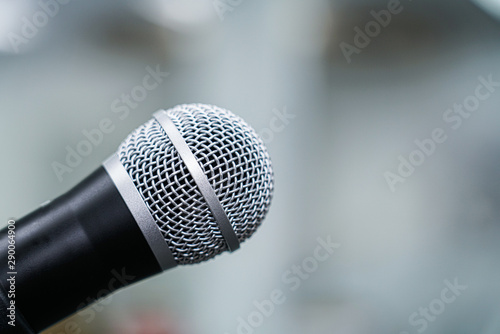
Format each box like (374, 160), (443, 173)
(154, 110), (240, 252)
(103, 154), (178, 270)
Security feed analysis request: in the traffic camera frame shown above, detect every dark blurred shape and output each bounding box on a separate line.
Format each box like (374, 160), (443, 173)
(326, 1), (499, 67)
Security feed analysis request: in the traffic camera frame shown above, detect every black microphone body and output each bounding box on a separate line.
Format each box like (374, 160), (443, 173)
(0, 167), (162, 333)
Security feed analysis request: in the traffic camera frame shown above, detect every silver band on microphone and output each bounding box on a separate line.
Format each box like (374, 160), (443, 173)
(103, 154), (178, 271)
(153, 110), (240, 252)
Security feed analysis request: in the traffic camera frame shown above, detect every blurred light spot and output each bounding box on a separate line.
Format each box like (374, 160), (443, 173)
(473, 0), (500, 20)
(0, 0), (36, 54)
(129, 0), (217, 33)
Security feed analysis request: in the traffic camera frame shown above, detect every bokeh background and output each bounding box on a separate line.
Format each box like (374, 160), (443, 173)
(1, 0), (500, 333)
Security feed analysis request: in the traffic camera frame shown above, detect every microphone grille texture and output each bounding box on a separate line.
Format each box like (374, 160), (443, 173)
(118, 104), (274, 265)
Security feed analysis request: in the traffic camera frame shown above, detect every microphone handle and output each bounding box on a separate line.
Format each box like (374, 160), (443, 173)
(0, 167), (162, 332)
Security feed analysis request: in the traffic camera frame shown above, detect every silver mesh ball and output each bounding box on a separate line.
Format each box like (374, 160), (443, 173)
(118, 104), (274, 265)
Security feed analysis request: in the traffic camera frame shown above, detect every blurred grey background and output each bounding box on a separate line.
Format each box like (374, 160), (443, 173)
(1, 0), (500, 333)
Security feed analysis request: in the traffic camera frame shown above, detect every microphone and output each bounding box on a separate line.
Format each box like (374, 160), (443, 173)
(0, 104), (274, 333)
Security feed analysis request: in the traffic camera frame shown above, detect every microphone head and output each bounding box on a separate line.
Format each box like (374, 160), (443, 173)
(118, 104), (274, 265)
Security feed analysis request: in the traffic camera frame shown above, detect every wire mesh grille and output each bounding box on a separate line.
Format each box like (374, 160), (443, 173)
(118, 104), (274, 264)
